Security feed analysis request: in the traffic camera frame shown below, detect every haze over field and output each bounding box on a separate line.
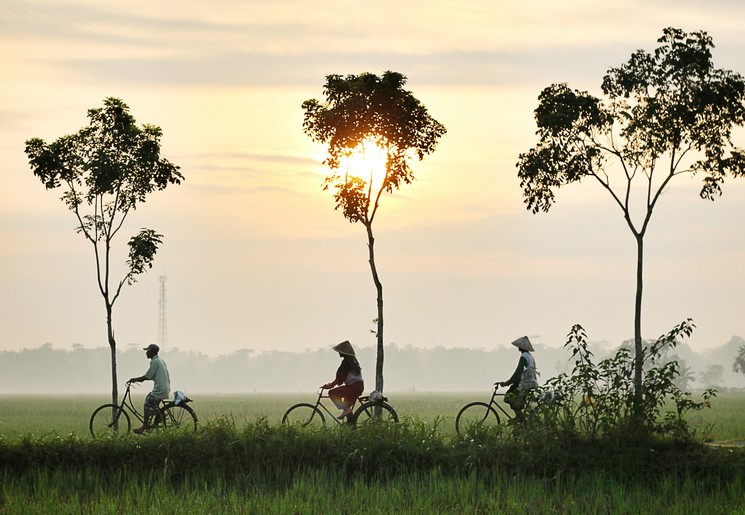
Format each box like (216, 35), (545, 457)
(2, 1), (745, 362)
(2, 338), (744, 394)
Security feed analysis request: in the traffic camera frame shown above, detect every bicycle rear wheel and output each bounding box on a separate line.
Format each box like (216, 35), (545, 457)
(455, 401), (501, 435)
(160, 403), (198, 432)
(352, 401), (399, 426)
(282, 403), (325, 428)
(90, 404), (131, 437)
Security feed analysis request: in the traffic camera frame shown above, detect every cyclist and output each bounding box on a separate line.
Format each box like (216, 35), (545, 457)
(321, 340), (364, 419)
(128, 343), (170, 434)
(497, 336), (538, 421)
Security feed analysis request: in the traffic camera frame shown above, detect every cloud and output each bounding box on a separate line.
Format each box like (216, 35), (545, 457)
(39, 47), (624, 91)
(6, 0), (745, 97)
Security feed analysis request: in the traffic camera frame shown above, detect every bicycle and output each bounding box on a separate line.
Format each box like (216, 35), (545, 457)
(455, 384), (518, 435)
(282, 387), (399, 428)
(89, 382), (198, 437)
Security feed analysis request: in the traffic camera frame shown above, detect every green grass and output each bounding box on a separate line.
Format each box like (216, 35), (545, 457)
(1, 418), (745, 514)
(2, 467), (744, 514)
(2, 390), (744, 513)
(683, 391), (745, 442)
(1, 390), (743, 441)
(0, 391), (476, 439)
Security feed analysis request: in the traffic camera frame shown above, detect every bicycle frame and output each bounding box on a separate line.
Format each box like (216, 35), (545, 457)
(310, 388), (362, 425)
(116, 382), (147, 425)
(116, 382), (178, 425)
(485, 385), (515, 421)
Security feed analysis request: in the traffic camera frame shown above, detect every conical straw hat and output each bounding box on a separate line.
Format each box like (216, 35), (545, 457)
(332, 340), (356, 356)
(511, 336), (534, 352)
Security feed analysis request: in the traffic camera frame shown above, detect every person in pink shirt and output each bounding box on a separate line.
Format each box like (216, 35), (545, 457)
(321, 340), (365, 419)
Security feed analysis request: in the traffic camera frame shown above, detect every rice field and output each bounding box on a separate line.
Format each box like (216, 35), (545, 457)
(1, 390), (744, 441)
(3, 467), (744, 514)
(1, 391), (744, 514)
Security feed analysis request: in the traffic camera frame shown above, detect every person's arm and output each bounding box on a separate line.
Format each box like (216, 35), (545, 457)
(322, 362), (348, 388)
(128, 374), (148, 383)
(499, 356), (527, 386)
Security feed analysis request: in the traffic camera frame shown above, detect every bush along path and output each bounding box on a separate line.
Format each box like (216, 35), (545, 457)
(1, 418), (745, 486)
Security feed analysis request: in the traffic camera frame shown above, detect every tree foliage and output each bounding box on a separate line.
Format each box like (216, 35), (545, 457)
(733, 346), (745, 375)
(518, 28), (745, 215)
(302, 71), (446, 393)
(516, 28), (745, 417)
(25, 97), (182, 405)
(303, 71), (446, 225)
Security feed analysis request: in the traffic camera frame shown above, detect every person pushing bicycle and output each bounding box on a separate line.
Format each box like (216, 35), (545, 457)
(128, 343), (170, 434)
(497, 336), (539, 420)
(321, 340), (364, 420)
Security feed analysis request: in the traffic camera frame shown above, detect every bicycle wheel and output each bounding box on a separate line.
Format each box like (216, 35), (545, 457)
(455, 402), (501, 435)
(282, 403), (325, 428)
(90, 404), (131, 437)
(160, 404), (198, 432)
(352, 401), (399, 426)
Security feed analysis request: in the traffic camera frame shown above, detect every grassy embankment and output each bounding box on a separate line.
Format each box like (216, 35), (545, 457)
(1, 392), (744, 513)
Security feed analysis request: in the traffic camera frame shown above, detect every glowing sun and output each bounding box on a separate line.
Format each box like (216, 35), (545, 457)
(342, 138), (388, 191)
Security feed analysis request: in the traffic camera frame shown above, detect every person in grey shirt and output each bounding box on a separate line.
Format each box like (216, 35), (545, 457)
(497, 336), (538, 421)
(128, 343), (170, 434)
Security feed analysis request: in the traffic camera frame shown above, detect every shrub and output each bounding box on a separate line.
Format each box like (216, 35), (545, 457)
(524, 319), (716, 443)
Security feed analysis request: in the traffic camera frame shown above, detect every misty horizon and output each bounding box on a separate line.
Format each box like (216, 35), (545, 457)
(2, 336), (744, 395)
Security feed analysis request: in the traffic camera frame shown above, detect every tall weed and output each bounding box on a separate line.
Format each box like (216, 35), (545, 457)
(525, 320), (716, 444)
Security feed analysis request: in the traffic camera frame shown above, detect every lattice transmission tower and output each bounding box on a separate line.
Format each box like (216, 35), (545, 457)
(158, 275), (168, 350)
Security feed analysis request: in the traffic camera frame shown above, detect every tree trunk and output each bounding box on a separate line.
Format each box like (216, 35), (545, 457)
(106, 303), (119, 408)
(633, 234), (644, 421)
(365, 223), (384, 394)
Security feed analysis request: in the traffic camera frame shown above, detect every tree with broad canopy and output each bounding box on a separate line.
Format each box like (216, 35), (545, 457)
(516, 27), (745, 421)
(302, 71), (446, 394)
(25, 97), (183, 408)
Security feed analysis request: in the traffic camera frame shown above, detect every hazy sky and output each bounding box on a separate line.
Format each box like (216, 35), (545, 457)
(2, 0), (745, 357)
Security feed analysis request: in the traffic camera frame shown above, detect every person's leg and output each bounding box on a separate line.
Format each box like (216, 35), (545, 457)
(345, 382), (365, 410)
(338, 382), (365, 418)
(513, 389), (528, 422)
(135, 393), (160, 434)
(329, 385), (356, 417)
(328, 387), (346, 409)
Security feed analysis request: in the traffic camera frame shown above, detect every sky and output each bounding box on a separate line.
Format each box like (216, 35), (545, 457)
(1, 0), (745, 359)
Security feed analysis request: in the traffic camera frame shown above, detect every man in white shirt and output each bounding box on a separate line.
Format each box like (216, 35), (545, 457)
(128, 343), (171, 434)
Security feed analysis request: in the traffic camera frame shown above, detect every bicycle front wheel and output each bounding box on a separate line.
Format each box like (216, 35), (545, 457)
(352, 401), (399, 426)
(90, 404), (131, 437)
(160, 404), (198, 432)
(282, 403), (325, 428)
(455, 402), (501, 435)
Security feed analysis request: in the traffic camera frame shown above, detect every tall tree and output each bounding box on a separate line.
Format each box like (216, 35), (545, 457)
(302, 71), (446, 394)
(25, 97), (183, 407)
(516, 28), (745, 418)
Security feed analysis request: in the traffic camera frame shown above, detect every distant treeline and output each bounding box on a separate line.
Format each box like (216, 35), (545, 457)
(1, 337), (744, 394)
